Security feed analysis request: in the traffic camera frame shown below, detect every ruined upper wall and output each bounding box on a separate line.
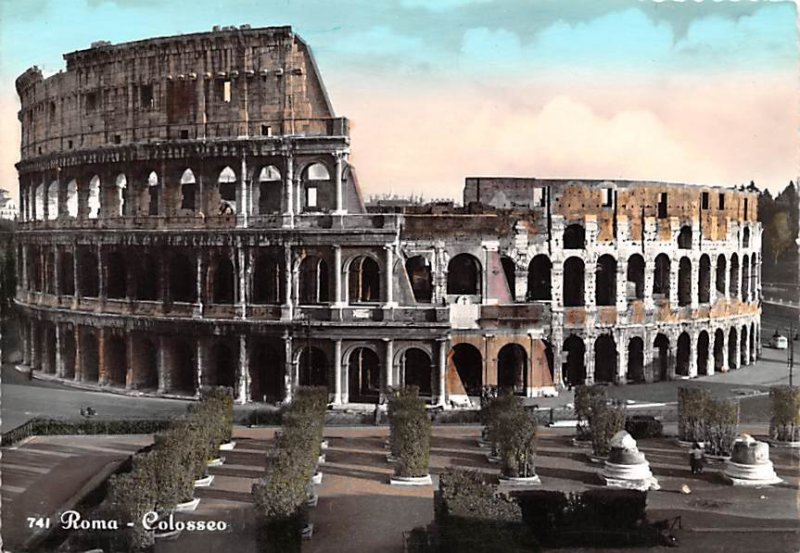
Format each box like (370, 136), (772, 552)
(16, 26), (342, 161)
(464, 177), (758, 226)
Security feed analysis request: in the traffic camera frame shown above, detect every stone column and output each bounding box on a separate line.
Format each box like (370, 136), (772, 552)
(616, 259), (627, 312)
(74, 326), (82, 381)
(741, 329), (749, 366)
(237, 244), (247, 319)
(616, 330), (627, 383)
(384, 339), (394, 394)
(97, 244), (106, 305)
(125, 332), (135, 388)
(584, 255), (596, 310)
(20, 321), (29, 366)
(690, 256), (699, 309)
(333, 245), (343, 307)
(157, 336), (168, 392)
(196, 252), (205, 317)
(551, 324), (564, 388)
(20, 244), (28, 292)
(583, 337), (594, 385)
(481, 241), (498, 304)
(720, 331), (729, 372)
(437, 337), (448, 406)
(53, 247), (62, 298)
(333, 339), (343, 405)
(551, 261), (564, 308)
(72, 244), (80, 307)
(54, 324), (64, 377)
(29, 320), (38, 371)
(57, 172), (68, 219)
(97, 328), (107, 385)
(384, 245), (396, 307)
(514, 268), (527, 302)
(239, 156), (249, 227)
(688, 331), (698, 377)
(238, 335), (249, 404)
(283, 244), (294, 318)
(669, 257), (679, 310)
(709, 255), (717, 305)
(283, 153), (294, 226)
(432, 244), (446, 304)
(283, 334), (294, 403)
(643, 256), (655, 312)
(333, 153), (345, 214)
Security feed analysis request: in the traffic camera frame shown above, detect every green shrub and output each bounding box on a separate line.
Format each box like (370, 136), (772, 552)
(589, 401), (626, 457)
(393, 408), (431, 478)
(769, 386), (800, 442)
(0, 418), (172, 446)
(105, 471), (155, 552)
(701, 398), (738, 456)
(574, 385), (606, 441)
(625, 415), (663, 440)
(678, 387), (710, 442)
(495, 402), (537, 478)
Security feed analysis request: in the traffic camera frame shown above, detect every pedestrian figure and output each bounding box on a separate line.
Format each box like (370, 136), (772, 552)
(689, 442), (705, 475)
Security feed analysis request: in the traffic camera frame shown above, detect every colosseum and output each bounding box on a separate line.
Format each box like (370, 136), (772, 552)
(14, 26), (761, 407)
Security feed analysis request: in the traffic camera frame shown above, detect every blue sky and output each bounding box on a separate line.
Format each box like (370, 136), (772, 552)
(0, 0), (797, 198)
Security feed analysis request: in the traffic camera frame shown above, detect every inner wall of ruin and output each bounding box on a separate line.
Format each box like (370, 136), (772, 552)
(14, 26), (761, 405)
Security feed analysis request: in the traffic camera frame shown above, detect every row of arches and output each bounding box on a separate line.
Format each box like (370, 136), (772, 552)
(561, 322), (758, 386)
(564, 223), (755, 252)
(22, 161), (334, 221)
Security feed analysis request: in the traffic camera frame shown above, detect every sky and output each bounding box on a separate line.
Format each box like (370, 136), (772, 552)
(0, 0), (797, 202)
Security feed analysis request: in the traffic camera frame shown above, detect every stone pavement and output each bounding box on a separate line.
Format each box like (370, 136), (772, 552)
(1, 434), (152, 550)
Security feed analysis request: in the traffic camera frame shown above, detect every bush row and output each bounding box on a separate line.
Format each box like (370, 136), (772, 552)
(388, 386), (431, 478)
(769, 385), (800, 442)
(74, 387), (235, 552)
(573, 386), (626, 456)
(677, 387), (739, 456)
(483, 393), (538, 478)
(1, 418), (173, 447)
(252, 386), (328, 552)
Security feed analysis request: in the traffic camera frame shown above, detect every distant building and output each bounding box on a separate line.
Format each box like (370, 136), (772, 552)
(0, 189), (17, 220)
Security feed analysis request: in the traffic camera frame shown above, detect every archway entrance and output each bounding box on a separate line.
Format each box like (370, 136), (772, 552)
(714, 329), (725, 372)
(299, 347), (328, 388)
(562, 336), (585, 387)
(403, 348), (432, 397)
(676, 332), (690, 376)
(452, 343), (482, 396)
(250, 341), (283, 403)
(348, 348), (380, 403)
(697, 331), (709, 376)
(497, 344), (527, 395)
(594, 335), (617, 383)
(627, 337), (644, 383)
(653, 334), (670, 381)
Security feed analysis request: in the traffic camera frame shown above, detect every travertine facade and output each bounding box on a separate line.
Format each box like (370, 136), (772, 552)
(15, 27), (761, 405)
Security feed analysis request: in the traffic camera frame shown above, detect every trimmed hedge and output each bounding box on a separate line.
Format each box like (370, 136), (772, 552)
(488, 396), (537, 479)
(388, 387), (431, 478)
(625, 415), (663, 440)
(701, 398), (738, 456)
(678, 387), (710, 443)
(252, 386), (328, 552)
(588, 399), (626, 457)
(574, 385), (606, 441)
(1, 418), (172, 447)
(769, 385), (800, 442)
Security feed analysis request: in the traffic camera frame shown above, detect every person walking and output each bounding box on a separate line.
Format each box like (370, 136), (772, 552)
(689, 442), (705, 475)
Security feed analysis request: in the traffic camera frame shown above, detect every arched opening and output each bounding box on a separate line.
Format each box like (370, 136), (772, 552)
(626, 254), (645, 301)
(729, 254), (739, 299)
(66, 179), (78, 218)
(498, 344), (527, 394)
(406, 256), (432, 303)
(452, 343), (483, 396)
(252, 254), (282, 304)
(47, 181), (59, 220)
(217, 166), (237, 214)
(677, 226), (692, 249)
(62, 330), (76, 379)
(77, 248), (99, 297)
(299, 256), (329, 304)
(563, 224), (585, 249)
(699, 255), (711, 304)
(299, 346), (329, 389)
(594, 334), (617, 383)
(132, 336), (158, 390)
(403, 348), (432, 397)
(500, 256), (516, 298)
(716, 255), (727, 295)
(105, 335), (127, 386)
(595, 255), (617, 306)
(136, 254), (159, 301)
(147, 171), (160, 216)
(627, 337), (644, 383)
(697, 331), (709, 376)
(44, 251), (56, 294)
(678, 257), (691, 306)
(115, 174), (128, 216)
(653, 333), (670, 381)
(169, 338), (196, 394)
(212, 256), (235, 304)
(34, 183), (45, 220)
(676, 332), (690, 376)
(348, 348), (380, 403)
(527, 255), (551, 301)
(447, 254), (481, 295)
(742, 227), (750, 248)
(170, 254), (196, 303)
(303, 163), (330, 212)
(43, 325), (56, 373)
(728, 327), (738, 369)
(714, 329), (725, 372)
(562, 335), (586, 387)
(348, 256), (380, 303)
(742, 254), (750, 302)
(80, 329), (100, 382)
(210, 342), (237, 389)
(88, 176), (100, 219)
(653, 254), (671, 300)
(180, 169), (196, 212)
(750, 255), (758, 303)
(249, 341), (283, 403)
(106, 251), (127, 299)
(750, 323), (757, 361)
(257, 165), (282, 214)
(563, 257), (585, 307)
(741, 325), (748, 366)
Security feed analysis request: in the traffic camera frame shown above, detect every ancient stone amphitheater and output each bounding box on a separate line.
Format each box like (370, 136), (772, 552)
(14, 26), (761, 406)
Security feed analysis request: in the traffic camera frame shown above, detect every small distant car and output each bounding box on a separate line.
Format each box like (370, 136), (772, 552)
(769, 335), (788, 350)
